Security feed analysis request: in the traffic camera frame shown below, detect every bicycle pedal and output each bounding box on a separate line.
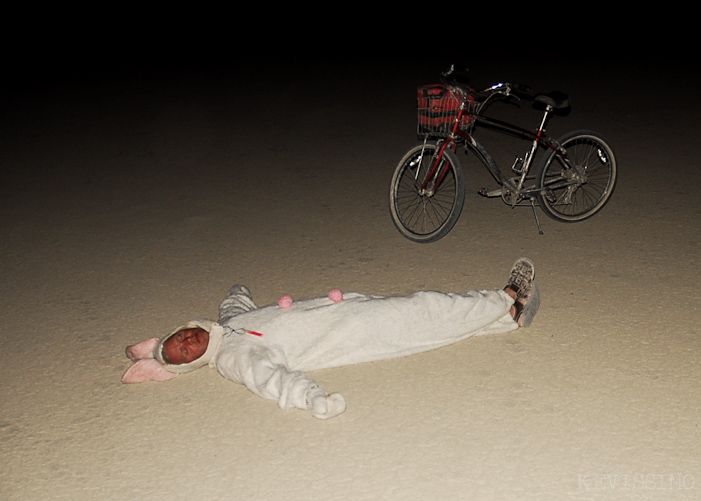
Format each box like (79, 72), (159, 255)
(478, 187), (502, 197)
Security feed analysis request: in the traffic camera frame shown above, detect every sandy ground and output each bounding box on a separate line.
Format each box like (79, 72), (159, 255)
(1, 52), (699, 500)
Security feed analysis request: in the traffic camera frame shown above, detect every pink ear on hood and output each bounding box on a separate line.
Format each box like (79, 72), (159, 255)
(122, 359), (179, 384)
(125, 337), (160, 361)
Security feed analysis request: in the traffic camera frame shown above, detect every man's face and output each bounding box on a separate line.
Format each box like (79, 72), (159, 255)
(162, 327), (210, 364)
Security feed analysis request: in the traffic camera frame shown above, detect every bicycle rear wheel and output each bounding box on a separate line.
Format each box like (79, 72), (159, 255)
(536, 130), (617, 222)
(389, 141), (465, 243)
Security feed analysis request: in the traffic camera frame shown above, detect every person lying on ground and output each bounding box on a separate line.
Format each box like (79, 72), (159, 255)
(122, 258), (540, 420)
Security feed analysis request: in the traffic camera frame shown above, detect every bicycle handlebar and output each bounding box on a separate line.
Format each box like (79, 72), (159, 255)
(510, 83), (534, 98)
(481, 82), (534, 100)
(441, 65), (533, 101)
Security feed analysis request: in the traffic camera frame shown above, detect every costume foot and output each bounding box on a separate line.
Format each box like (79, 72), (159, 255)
(504, 257), (540, 327)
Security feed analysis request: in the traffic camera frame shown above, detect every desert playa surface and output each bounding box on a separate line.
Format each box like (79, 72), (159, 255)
(1, 51), (699, 499)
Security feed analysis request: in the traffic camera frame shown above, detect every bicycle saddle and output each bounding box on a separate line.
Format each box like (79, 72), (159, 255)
(535, 91), (570, 109)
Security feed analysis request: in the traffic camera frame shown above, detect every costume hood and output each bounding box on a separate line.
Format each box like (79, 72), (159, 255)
(122, 319), (224, 383)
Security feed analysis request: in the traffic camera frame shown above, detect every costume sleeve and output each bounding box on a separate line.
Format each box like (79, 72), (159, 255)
(218, 285), (258, 323)
(216, 343), (346, 420)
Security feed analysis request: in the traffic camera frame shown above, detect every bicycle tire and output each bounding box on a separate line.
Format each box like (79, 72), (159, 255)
(536, 130), (617, 222)
(389, 141), (465, 243)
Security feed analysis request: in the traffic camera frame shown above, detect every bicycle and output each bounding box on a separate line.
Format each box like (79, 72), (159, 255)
(389, 65), (618, 243)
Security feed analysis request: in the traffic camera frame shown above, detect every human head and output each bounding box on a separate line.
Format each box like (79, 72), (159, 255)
(162, 327), (210, 364)
(153, 319), (223, 374)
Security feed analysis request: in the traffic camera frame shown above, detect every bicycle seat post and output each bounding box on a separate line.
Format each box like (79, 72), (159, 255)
(536, 106), (552, 135)
(535, 92), (569, 133)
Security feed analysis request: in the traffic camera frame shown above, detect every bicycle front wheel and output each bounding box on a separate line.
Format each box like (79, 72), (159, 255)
(389, 141), (465, 243)
(536, 130), (617, 222)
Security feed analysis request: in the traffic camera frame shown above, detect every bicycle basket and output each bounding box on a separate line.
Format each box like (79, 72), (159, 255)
(417, 84), (476, 137)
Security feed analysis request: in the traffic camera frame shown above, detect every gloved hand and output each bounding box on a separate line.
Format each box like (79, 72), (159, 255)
(307, 388), (346, 420)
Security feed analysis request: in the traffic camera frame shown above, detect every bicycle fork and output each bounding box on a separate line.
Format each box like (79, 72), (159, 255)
(418, 140), (452, 196)
(418, 99), (471, 196)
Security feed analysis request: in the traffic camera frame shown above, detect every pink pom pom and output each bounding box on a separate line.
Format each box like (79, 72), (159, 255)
(278, 294), (293, 309)
(328, 289), (343, 303)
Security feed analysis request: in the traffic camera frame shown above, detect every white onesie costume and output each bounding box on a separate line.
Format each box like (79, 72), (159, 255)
(122, 285), (519, 419)
(213, 285), (517, 419)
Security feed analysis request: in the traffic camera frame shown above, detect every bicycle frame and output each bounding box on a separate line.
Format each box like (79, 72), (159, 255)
(469, 113), (556, 192)
(422, 87), (575, 203)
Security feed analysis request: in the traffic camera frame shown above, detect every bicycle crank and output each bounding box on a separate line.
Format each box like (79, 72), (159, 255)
(478, 186), (522, 206)
(501, 189), (522, 207)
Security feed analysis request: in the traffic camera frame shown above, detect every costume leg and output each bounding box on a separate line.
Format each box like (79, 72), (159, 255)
(218, 285), (258, 323)
(279, 288), (519, 372)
